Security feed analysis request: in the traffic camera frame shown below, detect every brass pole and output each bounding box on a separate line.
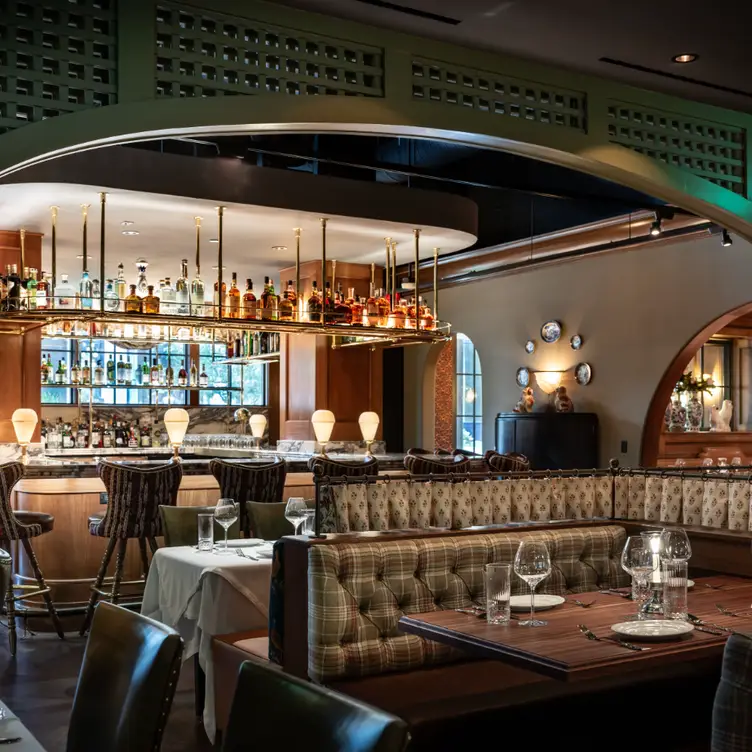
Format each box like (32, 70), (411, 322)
(217, 206), (224, 319)
(320, 218), (327, 306)
(50, 206), (58, 296)
(19, 229), (26, 277)
(194, 216), (202, 275)
(384, 237), (392, 301)
(294, 227), (301, 320)
(391, 241), (397, 302)
(99, 192), (107, 310)
(433, 247), (439, 324)
(331, 259), (337, 295)
(370, 263), (375, 295)
(81, 204), (90, 273)
(413, 229), (421, 328)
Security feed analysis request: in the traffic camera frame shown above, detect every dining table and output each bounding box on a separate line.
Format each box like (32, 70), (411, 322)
(399, 575), (752, 685)
(0, 699), (46, 751)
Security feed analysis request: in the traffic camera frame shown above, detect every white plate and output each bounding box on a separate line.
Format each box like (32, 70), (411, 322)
(510, 594), (565, 612)
(611, 620), (694, 641)
(224, 539), (265, 548)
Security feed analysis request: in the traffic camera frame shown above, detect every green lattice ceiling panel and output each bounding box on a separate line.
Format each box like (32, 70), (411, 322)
(0, 0), (117, 134)
(154, 2), (383, 99)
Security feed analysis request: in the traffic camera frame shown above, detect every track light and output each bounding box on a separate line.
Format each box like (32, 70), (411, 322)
(650, 216), (663, 236)
(721, 229), (733, 247)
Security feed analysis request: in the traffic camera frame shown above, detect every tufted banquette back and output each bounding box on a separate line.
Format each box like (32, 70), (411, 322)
(303, 524), (628, 683)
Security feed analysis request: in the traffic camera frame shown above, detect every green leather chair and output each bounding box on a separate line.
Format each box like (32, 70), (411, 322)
(159, 505), (240, 547)
(246, 501), (293, 541)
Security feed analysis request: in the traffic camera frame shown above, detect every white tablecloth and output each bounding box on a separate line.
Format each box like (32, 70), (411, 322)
(0, 700), (46, 751)
(141, 544), (273, 741)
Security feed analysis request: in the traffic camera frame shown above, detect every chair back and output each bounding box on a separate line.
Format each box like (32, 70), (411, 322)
(222, 658), (410, 752)
(308, 455), (379, 478)
(404, 454), (470, 475)
(210, 459), (287, 536)
(406, 447), (451, 456)
(0, 461), (27, 542)
(97, 460), (183, 539)
(712, 633), (752, 752)
(486, 451), (531, 473)
(159, 505), (239, 547)
(67, 602), (183, 752)
(247, 501), (294, 540)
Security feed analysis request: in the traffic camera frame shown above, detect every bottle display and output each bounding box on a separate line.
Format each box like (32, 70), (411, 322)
(176, 259), (190, 315)
(26, 269), (38, 310)
(227, 272), (240, 319)
(191, 265), (205, 317)
(213, 277), (226, 315)
(143, 285), (160, 314)
(54, 273), (75, 310)
(278, 280), (295, 322)
(161, 277), (176, 315)
(7, 265), (22, 311)
(333, 284), (352, 325)
(124, 284), (141, 313)
(135, 260), (149, 296)
(307, 281), (322, 324)
(189, 359), (198, 387)
(36, 271), (49, 310)
(178, 361), (188, 387)
(79, 270), (93, 310)
(104, 279), (119, 312)
(115, 263), (126, 308)
(260, 277), (278, 321)
(242, 279), (257, 320)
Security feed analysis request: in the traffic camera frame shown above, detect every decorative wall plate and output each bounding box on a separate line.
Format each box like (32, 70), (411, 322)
(574, 362), (592, 386)
(516, 367), (530, 388)
(540, 320), (562, 344)
(570, 334), (583, 350)
(525, 339), (535, 354)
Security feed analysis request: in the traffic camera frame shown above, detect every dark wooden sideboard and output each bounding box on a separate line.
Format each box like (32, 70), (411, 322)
(495, 412), (598, 470)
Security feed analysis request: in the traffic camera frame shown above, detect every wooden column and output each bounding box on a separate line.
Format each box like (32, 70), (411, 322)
(0, 230), (43, 442)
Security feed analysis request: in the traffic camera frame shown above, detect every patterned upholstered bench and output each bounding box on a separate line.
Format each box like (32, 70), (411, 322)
(213, 522), (629, 732)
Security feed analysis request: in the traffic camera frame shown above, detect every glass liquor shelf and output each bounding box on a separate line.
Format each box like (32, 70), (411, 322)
(42, 383), (241, 391)
(214, 352), (281, 365)
(0, 308), (450, 346)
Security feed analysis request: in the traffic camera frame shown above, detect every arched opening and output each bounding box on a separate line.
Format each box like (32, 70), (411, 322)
(642, 302), (752, 466)
(455, 333), (482, 454)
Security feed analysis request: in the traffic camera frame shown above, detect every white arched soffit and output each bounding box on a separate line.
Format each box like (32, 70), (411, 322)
(0, 96), (751, 242)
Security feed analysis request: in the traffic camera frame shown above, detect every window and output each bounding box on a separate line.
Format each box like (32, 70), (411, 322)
(684, 339), (732, 429)
(198, 343), (266, 406)
(455, 333), (482, 453)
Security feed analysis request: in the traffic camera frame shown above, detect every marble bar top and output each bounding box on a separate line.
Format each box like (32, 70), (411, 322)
(21, 450), (409, 478)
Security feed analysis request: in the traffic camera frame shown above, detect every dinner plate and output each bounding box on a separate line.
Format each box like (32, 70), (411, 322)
(610, 620), (694, 641)
(509, 594), (565, 612)
(224, 539), (265, 548)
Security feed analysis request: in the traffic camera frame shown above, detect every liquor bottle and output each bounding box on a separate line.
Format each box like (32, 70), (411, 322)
(347, 289), (364, 326)
(103, 279), (119, 311)
(106, 356), (115, 384)
(116, 356), (126, 384)
(242, 279), (257, 320)
(227, 272), (241, 319)
(334, 283), (352, 325)
(391, 294), (406, 329)
(135, 259), (149, 296)
(26, 269), (38, 310)
(421, 303), (435, 331)
(199, 365), (208, 388)
(191, 265), (205, 317)
(141, 358), (150, 386)
(55, 359), (66, 384)
(285, 280), (297, 319)
(161, 277), (176, 315)
(81, 359), (91, 385)
(124, 284), (142, 313)
(157, 361), (164, 386)
(366, 285), (379, 326)
(91, 421), (101, 449)
(79, 270), (93, 310)
(94, 360), (104, 385)
(91, 278), (101, 310)
(260, 277), (278, 321)
(252, 331), (260, 356)
(323, 282), (334, 324)
(278, 284), (294, 322)
(0, 265), (8, 311)
(7, 265), (21, 311)
(307, 280), (322, 324)
(176, 259), (190, 315)
(213, 277), (227, 316)
(178, 361), (188, 387)
(20, 266), (29, 310)
(114, 421), (125, 448)
(70, 361), (80, 385)
(227, 337), (235, 359)
(102, 421), (112, 449)
(54, 272), (75, 310)
(140, 422), (152, 448)
(125, 359), (133, 385)
(143, 285), (160, 314)
(115, 263), (126, 309)
(407, 298), (417, 329)
(189, 359), (198, 387)
(148, 358), (158, 386)
(377, 288), (390, 327)
(165, 362), (174, 386)
(40, 354), (49, 384)
(36, 271), (49, 310)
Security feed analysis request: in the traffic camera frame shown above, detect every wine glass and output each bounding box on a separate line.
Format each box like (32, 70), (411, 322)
(285, 497), (308, 535)
(513, 540), (551, 627)
(621, 536), (656, 619)
(659, 528), (692, 562)
(214, 498), (238, 555)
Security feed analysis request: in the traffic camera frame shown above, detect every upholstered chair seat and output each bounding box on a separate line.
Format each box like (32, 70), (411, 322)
(308, 456), (379, 478)
(404, 454), (470, 475)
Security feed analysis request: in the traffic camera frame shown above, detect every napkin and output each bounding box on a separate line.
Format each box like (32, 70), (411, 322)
(224, 539), (265, 548)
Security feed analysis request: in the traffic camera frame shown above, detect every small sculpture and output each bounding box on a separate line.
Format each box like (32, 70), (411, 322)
(710, 400), (733, 432)
(554, 386), (574, 413)
(514, 386), (535, 413)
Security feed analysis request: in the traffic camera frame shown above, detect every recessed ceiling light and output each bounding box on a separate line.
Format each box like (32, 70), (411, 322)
(122, 230), (140, 236)
(272, 246), (288, 252)
(209, 238), (219, 243)
(211, 265), (227, 270)
(120, 220), (134, 226)
(672, 53), (698, 64)
(76, 254), (93, 259)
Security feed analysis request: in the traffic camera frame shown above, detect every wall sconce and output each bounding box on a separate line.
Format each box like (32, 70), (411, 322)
(534, 371), (563, 394)
(11, 408), (37, 464)
(164, 408), (190, 461)
(249, 414), (267, 450)
(311, 410), (336, 455)
(358, 411), (380, 456)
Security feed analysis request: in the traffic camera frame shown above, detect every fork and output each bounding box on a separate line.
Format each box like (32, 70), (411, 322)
(716, 604), (744, 617)
(569, 599), (596, 608)
(578, 625), (648, 651)
(688, 613), (734, 634)
(236, 548), (259, 561)
(704, 583), (725, 591)
(599, 589), (632, 600)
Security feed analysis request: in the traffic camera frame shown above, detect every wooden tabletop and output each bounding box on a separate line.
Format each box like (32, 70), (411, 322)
(399, 575), (752, 683)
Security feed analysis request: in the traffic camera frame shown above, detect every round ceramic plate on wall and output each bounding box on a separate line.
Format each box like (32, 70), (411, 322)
(516, 367), (530, 388)
(525, 340), (535, 354)
(540, 320), (562, 344)
(570, 334), (583, 350)
(574, 362), (592, 386)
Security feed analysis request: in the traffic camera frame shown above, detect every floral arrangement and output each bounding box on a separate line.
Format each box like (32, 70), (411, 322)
(675, 372), (714, 395)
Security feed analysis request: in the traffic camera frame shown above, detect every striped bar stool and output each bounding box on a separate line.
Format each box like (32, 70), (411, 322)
(209, 459), (286, 538)
(80, 459), (183, 635)
(0, 461), (64, 655)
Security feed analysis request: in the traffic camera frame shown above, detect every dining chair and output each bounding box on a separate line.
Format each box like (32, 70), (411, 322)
(67, 602), (183, 752)
(406, 447), (451, 456)
(159, 504), (239, 547)
(246, 501), (293, 541)
(308, 455), (380, 478)
(486, 451), (531, 473)
(210, 459), (287, 537)
(221, 658), (410, 752)
(403, 453), (470, 475)
(711, 632), (752, 752)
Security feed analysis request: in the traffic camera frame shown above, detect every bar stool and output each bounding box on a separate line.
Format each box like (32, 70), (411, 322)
(80, 459), (183, 635)
(0, 461), (64, 655)
(209, 459), (286, 538)
(403, 454), (470, 475)
(307, 455), (380, 478)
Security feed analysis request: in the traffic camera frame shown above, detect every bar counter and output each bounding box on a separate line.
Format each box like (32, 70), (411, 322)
(12, 449), (408, 607)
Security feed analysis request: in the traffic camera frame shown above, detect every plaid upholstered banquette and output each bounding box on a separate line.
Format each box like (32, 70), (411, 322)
(277, 525), (629, 682)
(712, 633), (752, 752)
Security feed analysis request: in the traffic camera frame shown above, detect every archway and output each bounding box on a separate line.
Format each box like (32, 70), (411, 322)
(641, 301), (752, 465)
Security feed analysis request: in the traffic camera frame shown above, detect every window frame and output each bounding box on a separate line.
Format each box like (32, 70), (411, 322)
(455, 333), (482, 454)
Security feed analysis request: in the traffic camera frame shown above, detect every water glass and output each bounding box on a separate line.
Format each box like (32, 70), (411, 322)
(621, 535), (656, 619)
(197, 513), (214, 551)
(662, 559), (688, 620)
(485, 563), (512, 625)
